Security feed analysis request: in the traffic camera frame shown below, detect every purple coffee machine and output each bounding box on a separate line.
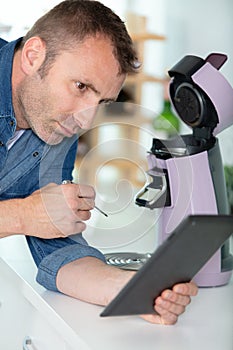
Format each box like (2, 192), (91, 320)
(135, 53), (233, 287)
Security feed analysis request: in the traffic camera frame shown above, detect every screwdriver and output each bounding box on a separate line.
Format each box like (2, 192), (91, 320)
(62, 180), (108, 217)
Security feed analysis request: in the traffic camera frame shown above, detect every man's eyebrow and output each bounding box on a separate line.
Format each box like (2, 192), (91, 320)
(86, 82), (101, 95)
(85, 82), (117, 104)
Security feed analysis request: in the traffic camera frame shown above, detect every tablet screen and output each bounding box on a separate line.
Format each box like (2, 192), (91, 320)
(100, 215), (233, 317)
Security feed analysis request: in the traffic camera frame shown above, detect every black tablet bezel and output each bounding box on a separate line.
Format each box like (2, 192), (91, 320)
(100, 215), (233, 317)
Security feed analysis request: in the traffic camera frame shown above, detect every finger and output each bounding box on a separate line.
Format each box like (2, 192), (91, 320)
(140, 313), (167, 325)
(160, 289), (191, 306)
(61, 183), (95, 200)
(61, 221), (87, 237)
(72, 221), (87, 234)
(155, 296), (186, 315)
(76, 184), (96, 199)
(154, 305), (178, 325)
(173, 281), (198, 296)
(76, 210), (92, 221)
(77, 197), (95, 210)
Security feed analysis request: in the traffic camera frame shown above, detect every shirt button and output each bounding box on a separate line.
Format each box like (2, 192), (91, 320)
(0, 141), (4, 146)
(33, 151), (39, 157)
(10, 120), (14, 126)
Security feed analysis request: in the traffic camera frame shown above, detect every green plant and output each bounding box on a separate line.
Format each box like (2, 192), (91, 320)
(224, 165), (233, 214)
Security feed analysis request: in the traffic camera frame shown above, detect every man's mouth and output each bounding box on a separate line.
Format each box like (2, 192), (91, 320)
(58, 122), (78, 137)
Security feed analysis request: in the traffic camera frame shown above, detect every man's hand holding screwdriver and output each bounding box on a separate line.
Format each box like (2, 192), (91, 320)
(20, 182), (96, 238)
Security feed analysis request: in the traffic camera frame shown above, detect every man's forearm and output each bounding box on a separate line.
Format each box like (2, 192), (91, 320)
(56, 256), (198, 326)
(0, 198), (24, 237)
(56, 256), (135, 306)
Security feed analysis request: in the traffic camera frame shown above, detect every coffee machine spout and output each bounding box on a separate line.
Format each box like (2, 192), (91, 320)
(135, 170), (169, 209)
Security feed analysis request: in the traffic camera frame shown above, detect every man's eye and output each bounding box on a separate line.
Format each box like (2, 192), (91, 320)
(99, 99), (113, 105)
(104, 100), (113, 105)
(75, 82), (87, 91)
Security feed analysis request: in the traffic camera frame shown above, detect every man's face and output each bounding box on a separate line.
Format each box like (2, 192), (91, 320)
(15, 36), (126, 145)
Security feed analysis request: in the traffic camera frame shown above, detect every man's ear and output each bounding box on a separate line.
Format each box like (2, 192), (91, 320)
(21, 37), (46, 75)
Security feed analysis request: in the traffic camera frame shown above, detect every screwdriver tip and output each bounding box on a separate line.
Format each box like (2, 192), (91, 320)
(94, 206), (108, 217)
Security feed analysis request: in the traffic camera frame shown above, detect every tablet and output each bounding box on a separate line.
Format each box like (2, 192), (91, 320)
(100, 215), (233, 317)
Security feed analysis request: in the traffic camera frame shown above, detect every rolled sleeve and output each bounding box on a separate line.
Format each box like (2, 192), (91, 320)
(26, 235), (106, 292)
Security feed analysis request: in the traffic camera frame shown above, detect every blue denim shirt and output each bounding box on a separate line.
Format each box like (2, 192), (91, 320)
(0, 38), (105, 291)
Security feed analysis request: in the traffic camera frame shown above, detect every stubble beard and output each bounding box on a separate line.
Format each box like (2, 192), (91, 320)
(14, 75), (65, 145)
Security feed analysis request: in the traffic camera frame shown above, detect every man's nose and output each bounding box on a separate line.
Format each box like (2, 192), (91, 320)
(74, 104), (99, 130)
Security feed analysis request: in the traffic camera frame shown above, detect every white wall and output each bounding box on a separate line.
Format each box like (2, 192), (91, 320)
(163, 0), (233, 165)
(1, 0), (232, 164)
(164, 0), (233, 85)
(0, 0), (61, 38)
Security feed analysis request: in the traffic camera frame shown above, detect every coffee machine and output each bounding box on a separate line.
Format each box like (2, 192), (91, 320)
(135, 53), (233, 287)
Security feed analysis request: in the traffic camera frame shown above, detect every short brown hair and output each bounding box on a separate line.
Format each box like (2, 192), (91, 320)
(20, 0), (139, 77)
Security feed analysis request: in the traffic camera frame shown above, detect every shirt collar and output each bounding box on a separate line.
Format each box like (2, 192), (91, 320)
(0, 38), (22, 121)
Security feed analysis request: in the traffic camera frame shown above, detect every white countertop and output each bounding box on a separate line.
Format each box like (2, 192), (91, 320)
(0, 236), (233, 350)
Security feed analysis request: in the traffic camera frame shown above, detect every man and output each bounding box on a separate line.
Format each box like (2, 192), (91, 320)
(0, 0), (197, 325)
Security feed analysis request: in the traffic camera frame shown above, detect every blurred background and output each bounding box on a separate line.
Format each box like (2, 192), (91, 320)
(0, 0), (233, 254)
(1, 0), (232, 158)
